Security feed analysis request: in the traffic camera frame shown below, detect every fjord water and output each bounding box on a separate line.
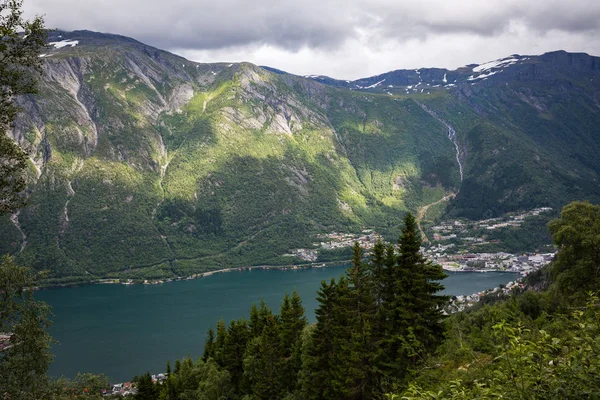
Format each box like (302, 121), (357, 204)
(37, 267), (519, 383)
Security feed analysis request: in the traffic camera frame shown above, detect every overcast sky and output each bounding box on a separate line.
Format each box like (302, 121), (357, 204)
(23, 0), (600, 80)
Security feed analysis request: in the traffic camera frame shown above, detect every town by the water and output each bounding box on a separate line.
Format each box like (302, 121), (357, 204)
(287, 207), (556, 315)
(97, 206), (555, 320)
(94, 207), (557, 394)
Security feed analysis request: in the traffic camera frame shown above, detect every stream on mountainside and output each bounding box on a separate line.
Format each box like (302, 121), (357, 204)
(416, 102), (464, 181)
(413, 101), (465, 241)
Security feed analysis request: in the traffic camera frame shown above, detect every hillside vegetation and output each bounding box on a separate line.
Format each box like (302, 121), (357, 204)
(3, 30), (600, 283)
(131, 201), (600, 400)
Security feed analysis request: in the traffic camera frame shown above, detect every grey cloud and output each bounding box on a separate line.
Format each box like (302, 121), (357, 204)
(26, 0), (359, 50)
(370, 0), (600, 40)
(524, 3), (600, 33)
(24, 0), (600, 52)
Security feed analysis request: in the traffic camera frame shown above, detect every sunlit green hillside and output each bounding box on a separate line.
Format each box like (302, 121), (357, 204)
(3, 31), (600, 283)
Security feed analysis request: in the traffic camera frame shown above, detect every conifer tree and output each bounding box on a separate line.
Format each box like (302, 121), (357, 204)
(221, 319), (249, 392)
(337, 242), (378, 399)
(302, 279), (339, 399)
(367, 240), (390, 395)
(241, 301), (276, 396)
(402, 213), (447, 354)
(249, 303), (261, 337)
(369, 240), (387, 319)
(380, 243), (398, 339)
(202, 328), (216, 361)
(248, 300), (273, 339)
(279, 292), (307, 350)
(243, 314), (281, 399)
(381, 243), (397, 308)
(159, 361), (177, 400)
(327, 276), (353, 398)
(347, 242), (373, 319)
(135, 372), (158, 400)
(173, 357), (201, 396)
(277, 291), (307, 396)
(213, 319), (228, 367)
(385, 213), (448, 380)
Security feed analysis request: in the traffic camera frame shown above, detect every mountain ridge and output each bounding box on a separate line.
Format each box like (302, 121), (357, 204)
(264, 50), (600, 93)
(2, 30), (599, 284)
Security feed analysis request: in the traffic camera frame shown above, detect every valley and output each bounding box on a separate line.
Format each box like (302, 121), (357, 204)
(2, 30), (600, 284)
(3, 0), (600, 396)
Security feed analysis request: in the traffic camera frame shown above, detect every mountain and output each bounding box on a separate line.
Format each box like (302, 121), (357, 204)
(2, 30), (600, 284)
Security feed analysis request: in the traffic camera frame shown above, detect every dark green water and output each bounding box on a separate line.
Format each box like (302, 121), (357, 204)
(36, 267), (519, 383)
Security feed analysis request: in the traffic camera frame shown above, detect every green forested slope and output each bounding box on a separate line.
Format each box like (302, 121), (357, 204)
(3, 31), (600, 283)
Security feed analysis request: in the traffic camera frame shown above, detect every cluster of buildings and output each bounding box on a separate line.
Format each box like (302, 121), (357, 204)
(103, 374), (166, 397)
(445, 280), (526, 314)
(427, 251), (555, 275)
(315, 230), (382, 250)
(423, 206), (556, 275)
(94, 208), (555, 287)
(286, 248), (318, 262)
(286, 207), (554, 264)
(102, 382), (135, 397)
(430, 207), (553, 243)
(420, 208), (557, 314)
(288, 230), (382, 261)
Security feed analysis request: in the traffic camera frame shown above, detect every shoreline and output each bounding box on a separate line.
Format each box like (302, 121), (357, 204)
(37, 261), (522, 292)
(35, 260), (352, 291)
(442, 267), (524, 275)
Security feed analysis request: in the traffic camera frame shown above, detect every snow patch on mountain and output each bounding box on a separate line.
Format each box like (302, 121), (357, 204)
(49, 40), (79, 49)
(473, 57), (519, 73)
(365, 79), (386, 89)
(468, 70), (499, 81)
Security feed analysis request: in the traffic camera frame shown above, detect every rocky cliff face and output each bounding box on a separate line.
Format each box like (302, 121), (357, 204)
(2, 30), (600, 283)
